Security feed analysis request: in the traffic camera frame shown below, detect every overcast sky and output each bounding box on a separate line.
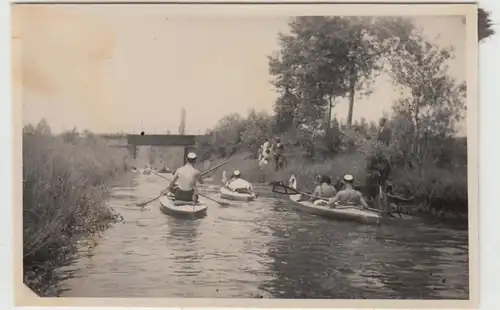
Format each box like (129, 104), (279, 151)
(14, 5), (466, 135)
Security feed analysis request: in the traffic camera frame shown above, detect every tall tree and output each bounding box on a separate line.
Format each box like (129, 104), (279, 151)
(389, 32), (466, 166)
(269, 16), (415, 130)
(478, 8), (495, 42)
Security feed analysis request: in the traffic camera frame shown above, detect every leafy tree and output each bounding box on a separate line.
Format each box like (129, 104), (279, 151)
(478, 8), (495, 42)
(209, 113), (246, 157)
(60, 127), (79, 144)
(269, 16), (415, 130)
(23, 124), (36, 135)
(240, 110), (273, 155)
(34, 118), (51, 136)
(389, 32), (466, 167)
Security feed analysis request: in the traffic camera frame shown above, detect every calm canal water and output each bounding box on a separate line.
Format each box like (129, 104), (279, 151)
(58, 173), (469, 299)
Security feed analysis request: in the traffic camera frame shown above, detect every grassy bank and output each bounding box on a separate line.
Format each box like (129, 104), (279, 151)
(23, 126), (134, 296)
(211, 152), (366, 189)
(209, 150), (467, 222)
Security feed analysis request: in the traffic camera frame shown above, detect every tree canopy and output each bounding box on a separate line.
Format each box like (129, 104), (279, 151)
(269, 16), (415, 131)
(478, 8), (495, 42)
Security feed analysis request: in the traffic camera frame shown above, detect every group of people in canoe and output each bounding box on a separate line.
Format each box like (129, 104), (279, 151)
(162, 138), (371, 210)
(306, 174), (369, 209)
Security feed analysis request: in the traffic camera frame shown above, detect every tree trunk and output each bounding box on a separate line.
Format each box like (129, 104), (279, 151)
(413, 101), (423, 174)
(327, 96), (333, 132)
(347, 78), (356, 126)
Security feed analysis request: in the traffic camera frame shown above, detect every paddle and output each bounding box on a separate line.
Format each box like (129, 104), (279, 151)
(270, 181), (384, 214)
(136, 188), (170, 207)
(136, 154), (249, 207)
(152, 171), (231, 207)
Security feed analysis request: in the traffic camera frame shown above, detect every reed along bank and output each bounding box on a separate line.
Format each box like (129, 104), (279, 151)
(22, 121), (134, 296)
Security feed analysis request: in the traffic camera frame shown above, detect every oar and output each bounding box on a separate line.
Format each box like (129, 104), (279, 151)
(136, 154), (248, 207)
(136, 188), (169, 207)
(270, 182), (385, 214)
(152, 171), (231, 207)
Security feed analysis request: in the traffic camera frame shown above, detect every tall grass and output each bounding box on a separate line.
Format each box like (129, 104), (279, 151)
(208, 145), (467, 219)
(210, 152), (366, 192)
(23, 128), (133, 296)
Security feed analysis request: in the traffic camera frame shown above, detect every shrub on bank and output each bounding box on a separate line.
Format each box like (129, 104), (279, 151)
(23, 124), (132, 295)
(391, 165), (468, 214)
(208, 143), (467, 215)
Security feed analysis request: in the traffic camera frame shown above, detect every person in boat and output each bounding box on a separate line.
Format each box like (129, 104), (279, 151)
(310, 175), (337, 203)
(168, 152), (204, 202)
(327, 174), (369, 209)
(225, 170), (254, 194)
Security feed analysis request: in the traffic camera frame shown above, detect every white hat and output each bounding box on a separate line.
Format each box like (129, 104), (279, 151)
(187, 152), (197, 160)
(233, 170), (241, 176)
(343, 174), (354, 182)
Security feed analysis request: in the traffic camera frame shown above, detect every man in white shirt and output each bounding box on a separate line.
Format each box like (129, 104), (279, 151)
(225, 170), (254, 194)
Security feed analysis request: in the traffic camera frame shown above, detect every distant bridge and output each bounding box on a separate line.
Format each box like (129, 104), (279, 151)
(100, 134), (207, 163)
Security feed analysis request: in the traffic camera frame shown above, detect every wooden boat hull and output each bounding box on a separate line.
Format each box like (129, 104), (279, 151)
(220, 186), (256, 202)
(286, 174), (381, 225)
(159, 196), (208, 219)
(288, 195), (381, 225)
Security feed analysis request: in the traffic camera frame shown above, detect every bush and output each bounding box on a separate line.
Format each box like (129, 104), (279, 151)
(197, 109), (469, 216)
(391, 165), (468, 214)
(23, 125), (132, 295)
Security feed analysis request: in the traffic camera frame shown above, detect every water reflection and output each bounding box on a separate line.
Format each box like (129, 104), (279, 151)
(260, 199), (469, 299)
(164, 217), (203, 277)
(58, 174), (469, 299)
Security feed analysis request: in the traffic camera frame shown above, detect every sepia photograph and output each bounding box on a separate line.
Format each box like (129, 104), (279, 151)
(12, 1), (485, 307)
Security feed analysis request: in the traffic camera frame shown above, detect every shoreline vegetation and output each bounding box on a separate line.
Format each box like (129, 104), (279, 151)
(194, 16), (469, 224)
(23, 120), (133, 296)
(21, 10), (494, 297)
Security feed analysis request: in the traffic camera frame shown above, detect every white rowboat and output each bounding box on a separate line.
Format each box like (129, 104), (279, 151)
(220, 186), (256, 202)
(159, 196), (208, 219)
(286, 175), (381, 225)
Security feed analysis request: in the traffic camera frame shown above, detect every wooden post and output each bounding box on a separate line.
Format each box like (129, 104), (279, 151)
(130, 144), (137, 159)
(183, 147), (188, 165)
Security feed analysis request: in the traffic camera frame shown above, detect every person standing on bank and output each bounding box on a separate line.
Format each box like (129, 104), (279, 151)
(272, 137), (285, 171)
(168, 152), (204, 202)
(377, 117), (392, 146)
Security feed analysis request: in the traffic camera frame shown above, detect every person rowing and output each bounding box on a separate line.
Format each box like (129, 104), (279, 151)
(224, 170), (254, 194)
(310, 175), (337, 205)
(327, 174), (369, 209)
(168, 152), (204, 202)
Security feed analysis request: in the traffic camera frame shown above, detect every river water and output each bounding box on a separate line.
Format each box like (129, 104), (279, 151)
(58, 173), (469, 299)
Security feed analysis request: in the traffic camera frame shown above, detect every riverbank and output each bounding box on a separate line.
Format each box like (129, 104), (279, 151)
(23, 127), (135, 296)
(208, 151), (468, 224)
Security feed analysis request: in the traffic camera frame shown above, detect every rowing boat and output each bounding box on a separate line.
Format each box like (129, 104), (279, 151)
(286, 175), (381, 225)
(159, 196), (208, 219)
(219, 186), (256, 202)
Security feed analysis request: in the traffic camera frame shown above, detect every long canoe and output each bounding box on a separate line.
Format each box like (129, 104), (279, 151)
(286, 175), (381, 225)
(159, 196), (208, 219)
(220, 186), (256, 202)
